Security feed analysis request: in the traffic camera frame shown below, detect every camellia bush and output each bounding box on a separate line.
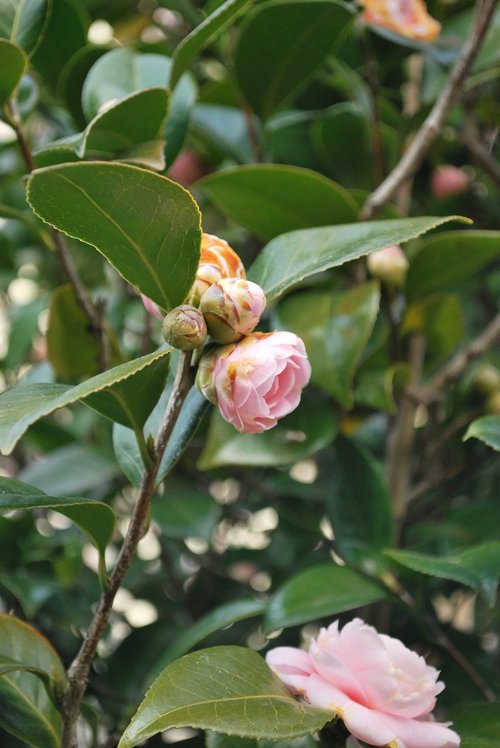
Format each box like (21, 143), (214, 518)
(1, 0), (500, 746)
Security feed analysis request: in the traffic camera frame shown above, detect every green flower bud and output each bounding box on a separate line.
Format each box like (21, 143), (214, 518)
(367, 245), (409, 288)
(472, 364), (500, 395)
(162, 305), (207, 350)
(199, 278), (266, 344)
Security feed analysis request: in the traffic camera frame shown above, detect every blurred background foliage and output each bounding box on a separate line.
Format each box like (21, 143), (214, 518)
(0, 0), (499, 745)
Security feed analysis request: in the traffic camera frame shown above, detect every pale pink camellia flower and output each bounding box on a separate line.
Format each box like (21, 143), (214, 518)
(196, 331), (311, 433)
(266, 618), (460, 748)
(359, 0), (441, 42)
(430, 166), (470, 199)
(367, 245), (409, 288)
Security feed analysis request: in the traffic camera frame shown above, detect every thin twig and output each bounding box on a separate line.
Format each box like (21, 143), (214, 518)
(361, 0), (498, 219)
(61, 352), (194, 747)
(243, 105), (263, 163)
(387, 333), (426, 524)
(407, 312), (500, 405)
(359, 27), (385, 185)
(463, 112), (500, 189)
(6, 98), (110, 371)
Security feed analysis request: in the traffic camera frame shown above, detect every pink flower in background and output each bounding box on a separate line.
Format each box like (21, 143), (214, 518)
(197, 331), (311, 433)
(140, 293), (164, 320)
(430, 166), (469, 199)
(266, 618), (460, 748)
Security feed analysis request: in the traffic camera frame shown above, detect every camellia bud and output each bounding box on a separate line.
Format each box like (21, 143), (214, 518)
(430, 166), (469, 199)
(367, 245), (409, 288)
(189, 233), (246, 307)
(472, 364), (500, 395)
(162, 305), (207, 350)
(195, 347), (218, 404)
(199, 277), (267, 344)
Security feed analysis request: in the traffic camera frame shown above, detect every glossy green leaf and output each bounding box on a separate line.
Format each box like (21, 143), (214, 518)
(0, 613), (65, 748)
(151, 599), (266, 674)
(385, 542), (500, 606)
(0, 39), (27, 102)
(191, 103), (253, 162)
(403, 294), (463, 361)
(170, 0), (251, 89)
(31, 0), (88, 90)
(0, 347), (171, 454)
(118, 646), (332, 747)
(79, 88), (169, 165)
(235, 0), (353, 120)
(464, 415), (500, 452)
(206, 734), (317, 748)
(449, 703), (500, 745)
(312, 104), (400, 189)
(278, 282), (380, 407)
(327, 435), (395, 568)
(113, 384), (208, 486)
(199, 390), (338, 469)
(46, 284), (101, 379)
(81, 48), (197, 165)
(248, 216), (466, 302)
(0, 476), (115, 560)
(153, 480), (220, 542)
(354, 363), (411, 413)
(27, 162), (202, 310)
(17, 445), (119, 496)
(265, 563), (387, 632)
(197, 165), (358, 241)
(407, 231), (500, 300)
(0, 0), (50, 55)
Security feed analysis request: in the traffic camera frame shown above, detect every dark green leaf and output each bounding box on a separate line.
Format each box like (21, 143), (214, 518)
(46, 284), (102, 379)
(0, 476), (116, 560)
(407, 231), (500, 300)
(328, 435), (395, 568)
(0, 0), (50, 55)
(235, 0), (353, 120)
(118, 646), (332, 747)
(354, 363), (411, 413)
(0, 39), (27, 102)
(113, 384), (208, 486)
(385, 542), (500, 606)
(78, 88), (169, 165)
(464, 416), (500, 452)
(170, 0), (251, 89)
(0, 347), (172, 454)
(153, 480), (220, 542)
(278, 282), (380, 407)
(248, 216), (466, 302)
(0, 613), (65, 748)
(403, 294), (464, 361)
(198, 390), (338, 469)
(17, 445), (119, 495)
(27, 162), (202, 310)
(449, 703), (500, 745)
(206, 733), (317, 748)
(265, 563), (387, 632)
(152, 599), (266, 673)
(196, 165), (358, 241)
(191, 103), (253, 162)
(31, 0), (88, 90)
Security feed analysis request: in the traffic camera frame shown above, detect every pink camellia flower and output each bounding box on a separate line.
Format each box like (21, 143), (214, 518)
(359, 0), (441, 42)
(266, 618), (460, 748)
(196, 331), (311, 433)
(430, 166), (469, 199)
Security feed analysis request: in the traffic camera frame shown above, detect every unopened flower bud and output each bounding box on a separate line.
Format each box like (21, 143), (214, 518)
(430, 166), (469, 199)
(189, 233), (246, 307)
(200, 278), (267, 344)
(367, 245), (409, 288)
(162, 305), (207, 350)
(140, 293), (164, 320)
(472, 364), (500, 395)
(195, 347), (219, 404)
(486, 390), (500, 415)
